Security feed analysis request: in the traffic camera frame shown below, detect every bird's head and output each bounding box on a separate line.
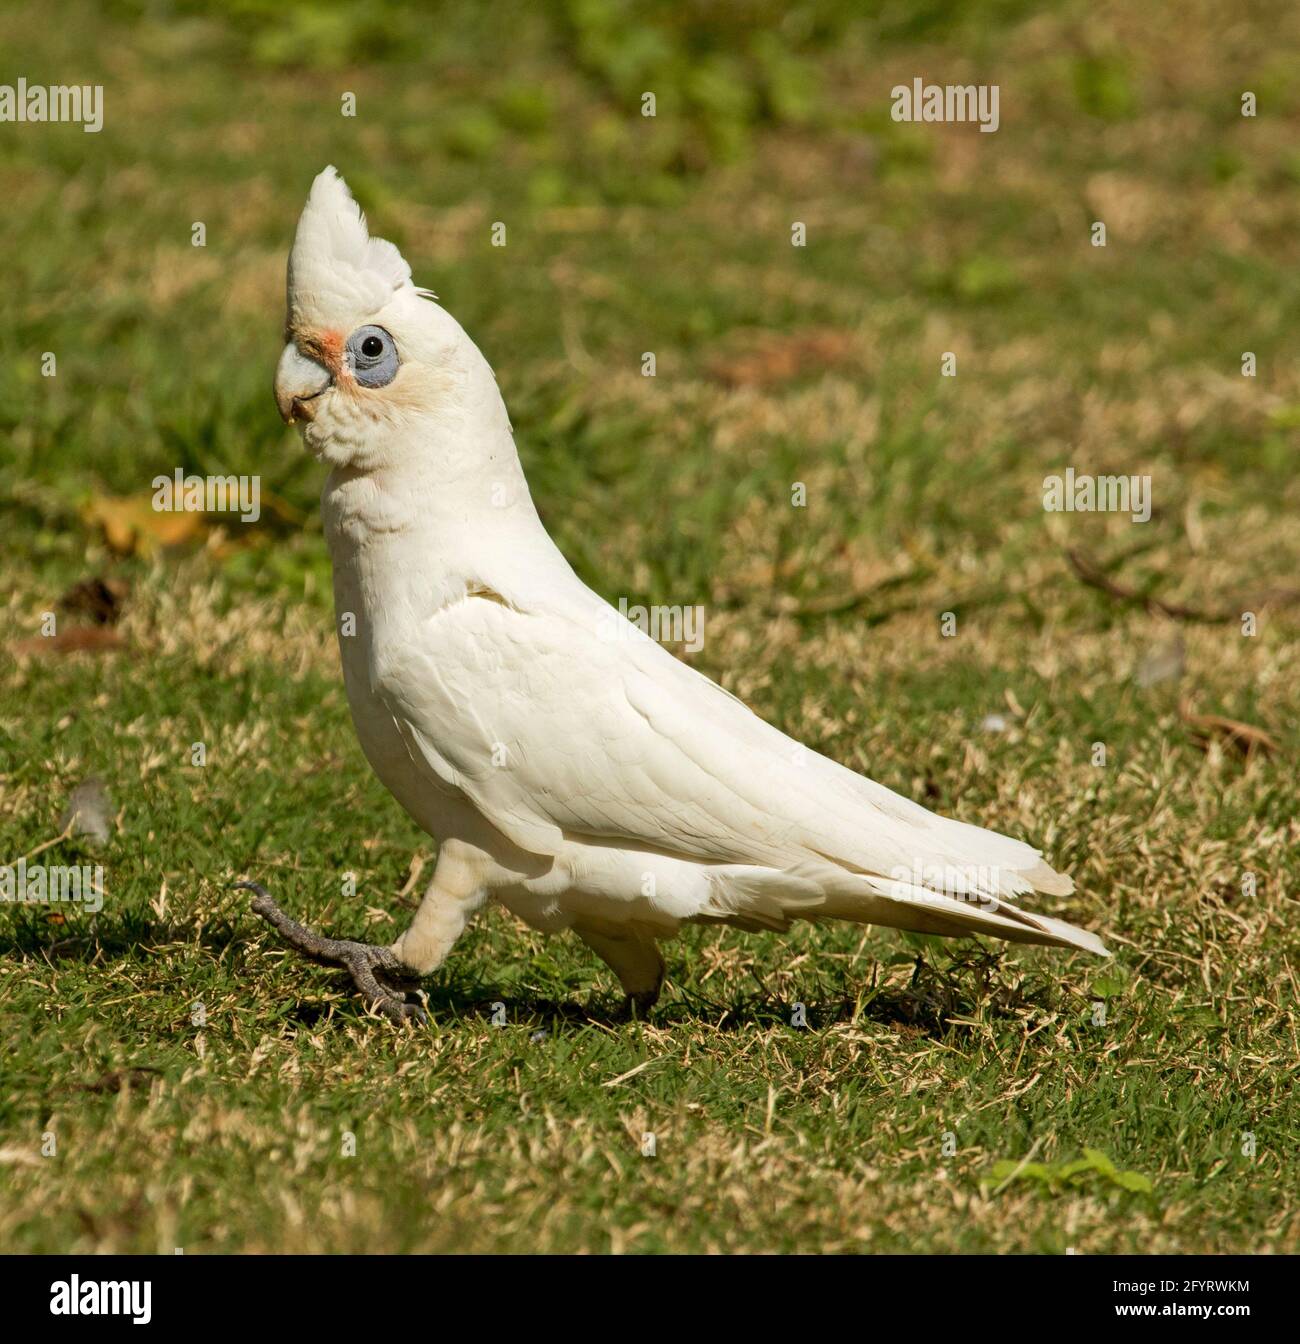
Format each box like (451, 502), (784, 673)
(275, 166), (482, 471)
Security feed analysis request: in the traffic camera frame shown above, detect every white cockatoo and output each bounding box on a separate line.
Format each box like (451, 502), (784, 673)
(252, 167), (1107, 1023)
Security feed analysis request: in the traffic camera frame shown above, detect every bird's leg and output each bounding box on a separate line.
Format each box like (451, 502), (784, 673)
(573, 923), (665, 1020)
(243, 846), (488, 1025)
(387, 844), (488, 978)
(241, 882), (429, 1024)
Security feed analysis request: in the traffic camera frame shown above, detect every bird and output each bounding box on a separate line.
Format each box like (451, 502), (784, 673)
(253, 166), (1107, 1024)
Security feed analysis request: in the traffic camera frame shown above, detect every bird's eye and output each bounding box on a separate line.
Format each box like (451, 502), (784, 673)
(345, 325), (399, 388)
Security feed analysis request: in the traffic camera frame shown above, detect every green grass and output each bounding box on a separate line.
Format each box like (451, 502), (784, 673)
(1, 0), (1297, 1253)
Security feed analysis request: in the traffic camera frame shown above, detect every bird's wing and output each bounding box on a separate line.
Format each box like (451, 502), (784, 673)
(374, 589), (1064, 904)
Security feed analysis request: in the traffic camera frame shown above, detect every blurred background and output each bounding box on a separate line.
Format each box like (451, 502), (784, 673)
(5, 0), (1299, 606)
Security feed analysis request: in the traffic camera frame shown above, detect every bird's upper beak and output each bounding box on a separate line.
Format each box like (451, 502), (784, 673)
(275, 342), (332, 423)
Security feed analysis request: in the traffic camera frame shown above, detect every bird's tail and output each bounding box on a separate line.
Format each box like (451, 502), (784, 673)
(702, 857), (1109, 956)
(833, 870), (1110, 955)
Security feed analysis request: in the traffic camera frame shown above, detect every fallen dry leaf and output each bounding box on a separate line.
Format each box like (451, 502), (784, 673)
(12, 627), (125, 657)
(83, 493), (205, 556)
(707, 328), (856, 389)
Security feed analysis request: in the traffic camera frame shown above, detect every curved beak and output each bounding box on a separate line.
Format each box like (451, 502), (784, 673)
(275, 343), (332, 423)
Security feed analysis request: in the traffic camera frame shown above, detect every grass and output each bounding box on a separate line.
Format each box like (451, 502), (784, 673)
(1, 0), (1298, 1253)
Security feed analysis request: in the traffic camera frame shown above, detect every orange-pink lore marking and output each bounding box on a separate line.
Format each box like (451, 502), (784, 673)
(304, 329), (346, 379)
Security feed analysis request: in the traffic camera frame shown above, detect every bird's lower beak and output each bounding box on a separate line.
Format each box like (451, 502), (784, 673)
(275, 343), (332, 424)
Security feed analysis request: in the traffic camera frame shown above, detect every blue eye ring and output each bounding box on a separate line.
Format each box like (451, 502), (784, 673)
(346, 325), (399, 388)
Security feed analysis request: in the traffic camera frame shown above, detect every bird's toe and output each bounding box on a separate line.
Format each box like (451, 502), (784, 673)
(339, 944), (428, 1025)
(245, 882), (428, 1026)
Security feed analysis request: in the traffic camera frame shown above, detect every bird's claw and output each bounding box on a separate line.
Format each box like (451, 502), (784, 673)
(239, 881), (428, 1025)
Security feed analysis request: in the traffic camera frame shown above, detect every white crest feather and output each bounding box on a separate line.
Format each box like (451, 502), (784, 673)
(287, 166), (417, 331)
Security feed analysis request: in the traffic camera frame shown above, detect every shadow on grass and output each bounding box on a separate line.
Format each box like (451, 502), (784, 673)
(0, 911), (250, 962)
(401, 946), (1059, 1038)
(2, 911), (1060, 1038)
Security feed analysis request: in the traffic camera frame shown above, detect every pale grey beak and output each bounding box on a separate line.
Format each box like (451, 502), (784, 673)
(275, 343), (332, 423)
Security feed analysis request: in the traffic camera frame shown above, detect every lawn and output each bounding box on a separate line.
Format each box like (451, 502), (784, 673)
(1, 0), (1297, 1253)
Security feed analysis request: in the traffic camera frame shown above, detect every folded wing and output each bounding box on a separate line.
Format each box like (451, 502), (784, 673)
(375, 590), (1105, 954)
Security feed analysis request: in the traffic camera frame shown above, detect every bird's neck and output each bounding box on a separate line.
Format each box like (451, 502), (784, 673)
(319, 411), (571, 624)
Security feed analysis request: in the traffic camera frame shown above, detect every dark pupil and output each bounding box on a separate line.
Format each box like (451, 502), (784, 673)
(360, 335), (383, 358)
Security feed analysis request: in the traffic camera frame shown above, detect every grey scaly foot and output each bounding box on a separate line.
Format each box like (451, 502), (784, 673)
(239, 881), (428, 1025)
